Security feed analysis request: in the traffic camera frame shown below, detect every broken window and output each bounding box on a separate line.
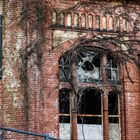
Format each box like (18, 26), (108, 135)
(59, 53), (71, 82)
(108, 91), (121, 140)
(76, 50), (100, 82)
(77, 88), (103, 140)
(59, 47), (121, 140)
(107, 56), (120, 84)
(77, 88), (102, 122)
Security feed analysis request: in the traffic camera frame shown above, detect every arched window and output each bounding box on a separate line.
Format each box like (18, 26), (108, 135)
(123, 19), (127, 32)
(52, 11), (57, 24)
(96, 16), (100, 30)
(88, 14), (93, 29)
(74, 13), (79, 28)
(59, 47), (121, 140)
(102, 16), (107, 30)
(59, 12), (64, 25)
(109, 16), (114, 31)
(81, 14), (86, 28)
(116, 17), (120, 31)
(66, 13), (72, 27)
(108, 91), (121, 140)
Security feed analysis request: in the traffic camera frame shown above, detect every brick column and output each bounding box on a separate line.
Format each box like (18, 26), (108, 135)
(70, 93), (77, 140)
(123, 63), (140, 140)
(103, 90), (109, 140)
(102, 54), (109, 140)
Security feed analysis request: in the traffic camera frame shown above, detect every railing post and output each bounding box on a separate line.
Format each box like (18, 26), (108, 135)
(45, 133), (49, 140)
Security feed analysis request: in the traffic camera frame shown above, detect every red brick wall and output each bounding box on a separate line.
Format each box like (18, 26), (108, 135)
(1, 0), (140, 140)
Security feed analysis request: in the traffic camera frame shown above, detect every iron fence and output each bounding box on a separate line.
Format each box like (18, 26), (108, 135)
(0, 127), (60, 140)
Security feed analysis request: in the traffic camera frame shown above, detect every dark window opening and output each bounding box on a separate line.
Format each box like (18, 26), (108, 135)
(59, 116), (70, 123)
(77, 88), (102, 125)
(77, 116), (102, 125)
(59, 89), (70, 114)
(108, 91), (120, 124)
(59, 89), (70, 123)
(108, 91), (119, 115)
(78, 89), (101, 115)
(82, 61), (94, 71)
(109, 117), (119, 123)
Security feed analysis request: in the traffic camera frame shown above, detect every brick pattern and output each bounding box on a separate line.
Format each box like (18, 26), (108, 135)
(0, 0), (140, 140)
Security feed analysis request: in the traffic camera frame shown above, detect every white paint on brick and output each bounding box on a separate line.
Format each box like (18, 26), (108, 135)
(53, 30), (86, 47)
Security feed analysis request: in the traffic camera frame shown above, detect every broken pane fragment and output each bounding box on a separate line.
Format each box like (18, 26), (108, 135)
(76, 50), (100, 82)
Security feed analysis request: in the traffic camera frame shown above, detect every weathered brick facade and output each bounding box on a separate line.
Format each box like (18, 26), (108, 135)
(1, 0), (140, 140)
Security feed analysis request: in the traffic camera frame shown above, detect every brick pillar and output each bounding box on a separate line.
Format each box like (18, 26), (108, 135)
(70, 93), (77, 140)
(123, 63), (140, 140)
(2, 0), (28, 139)
(102, 54), (109, 140)
(71, 114), (77, 140)
(103, 90), (109, 140)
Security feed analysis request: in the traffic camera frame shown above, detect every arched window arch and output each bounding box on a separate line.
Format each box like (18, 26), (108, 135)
(74, 13), (79, 28)
(52, 11), (57, 24)
(66, 13), (72, 27)
(109, 16), (114, 31)
(59, 47), (120, 83)
(88, 14), (93, 29)
(81, 14), (86, 28)
(96, 16), (100, 30)
(102, 16), (107, 30)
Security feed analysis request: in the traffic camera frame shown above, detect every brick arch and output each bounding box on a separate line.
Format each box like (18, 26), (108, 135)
(52, 35), (119, 62)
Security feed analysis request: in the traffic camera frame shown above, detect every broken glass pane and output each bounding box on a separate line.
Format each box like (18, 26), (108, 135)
(59, 54), (71, 81)
(76, 50), (100, 82)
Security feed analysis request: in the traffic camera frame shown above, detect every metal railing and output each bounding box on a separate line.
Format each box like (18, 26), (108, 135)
(0, 127), (60, 140)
